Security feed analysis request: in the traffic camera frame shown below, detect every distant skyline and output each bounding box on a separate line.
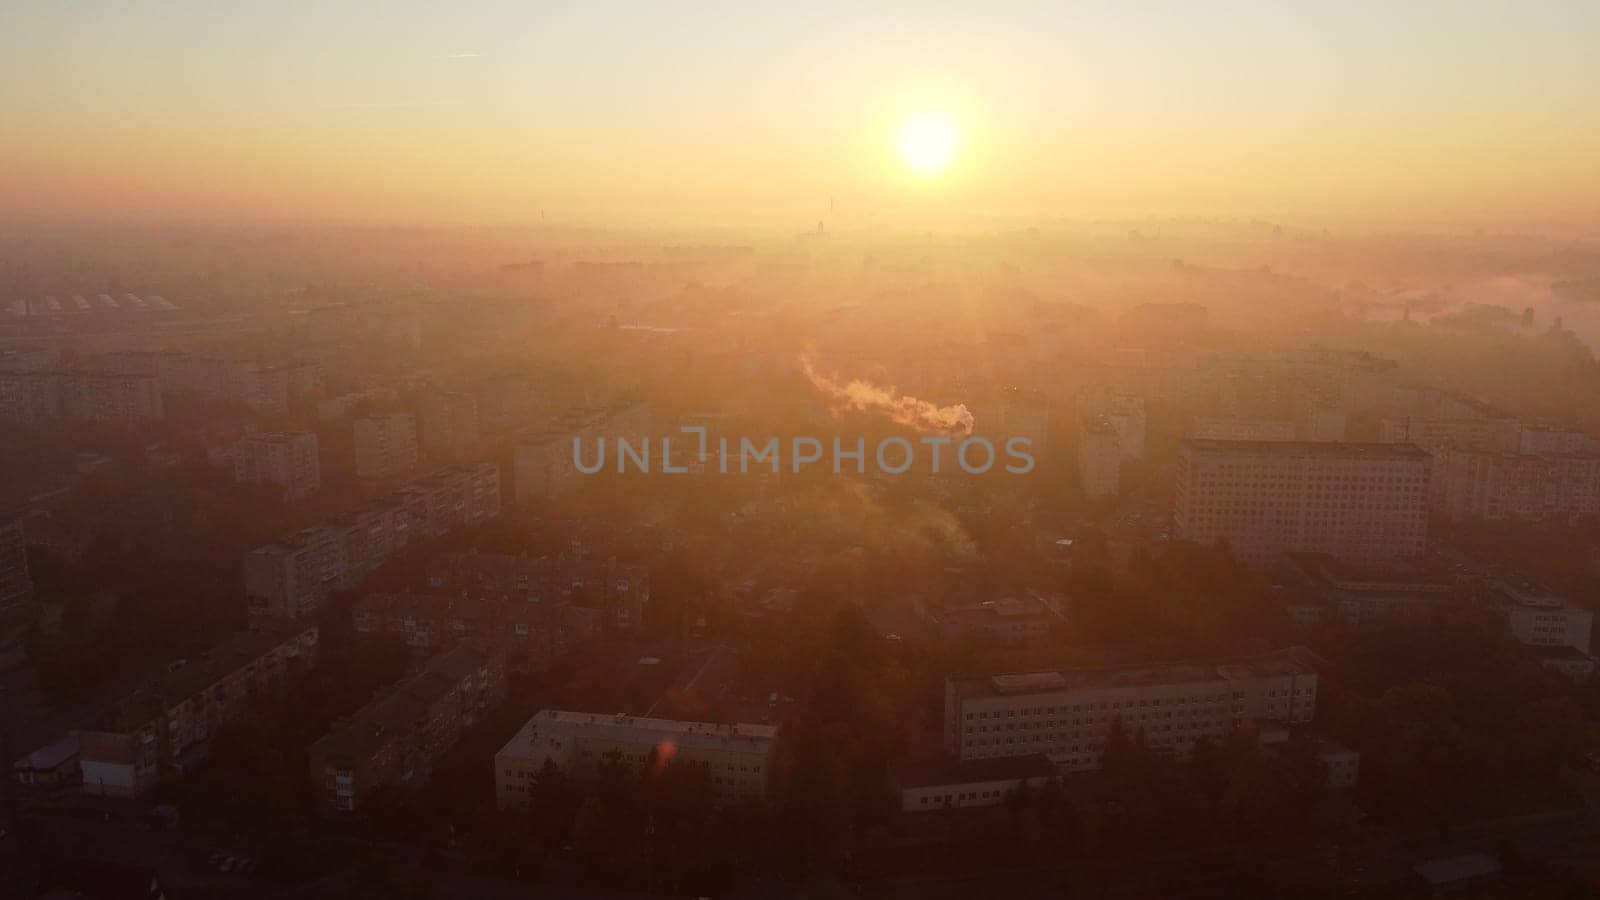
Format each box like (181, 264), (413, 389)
(3, 1), (1599, 228)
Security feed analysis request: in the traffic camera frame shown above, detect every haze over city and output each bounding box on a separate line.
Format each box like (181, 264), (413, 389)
(6, 3), (1600, 899)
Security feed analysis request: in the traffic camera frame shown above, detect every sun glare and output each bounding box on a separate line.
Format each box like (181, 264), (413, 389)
(898, 112), (959, 176)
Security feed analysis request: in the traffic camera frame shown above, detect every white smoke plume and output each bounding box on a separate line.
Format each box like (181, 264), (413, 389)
(801, 355), (975, 436)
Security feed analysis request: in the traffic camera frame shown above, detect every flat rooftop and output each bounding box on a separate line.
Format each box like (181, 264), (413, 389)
(499, 710), (778, 761)
(951, 648), (1315, 701)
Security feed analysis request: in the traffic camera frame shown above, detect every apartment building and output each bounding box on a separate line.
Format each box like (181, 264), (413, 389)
(1378, 416), (1518, 454)
(0, 515), (35, 666)
(101, 352), (322, 416)
(1077, 417), (1122, 501)
(943, 648), (1319, 774)
(419, 391), (481, 460)
(0, 371), (163, 424)
(995, 387), (1050, 458)
(1192, 417), (1296, 442)
(426, 549), (649, 632)
(308, 639), (511, 813)
(234, 431), (321, 501)
(0, 515), (33, 621)
(353, 412), (419, 479)
(1431, 448), (1600, 522)
(76, 625), (319, 797)
(245, 463), (501, 622)
(496, 711), (778, 808)
(1496, 576), (1593, 655)
(1175, 439), (1431, 568)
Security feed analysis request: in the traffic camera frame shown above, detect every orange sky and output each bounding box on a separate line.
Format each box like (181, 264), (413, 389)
(4, 1), (1599, 228)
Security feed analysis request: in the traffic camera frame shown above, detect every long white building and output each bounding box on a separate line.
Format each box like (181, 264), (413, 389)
(496, 711), (777, 806)
(944, 648), (1319, 774)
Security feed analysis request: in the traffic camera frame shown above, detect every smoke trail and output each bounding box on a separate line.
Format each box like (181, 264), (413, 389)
(801, 355), (975, 436)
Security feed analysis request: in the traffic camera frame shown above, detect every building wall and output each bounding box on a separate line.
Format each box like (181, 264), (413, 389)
(353, 413), (418, 480)
(899, 775), (1054, 812)
(1175, 440), (1430, 568)
(944, 655), (1318, 774)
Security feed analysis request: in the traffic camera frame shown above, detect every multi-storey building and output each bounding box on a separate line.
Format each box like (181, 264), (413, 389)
(101, 352), (322, 416)
(245, 464), (501, 622)
(943, 648), (1319, 774)
(352, 589), (601, 666)
(419, 392), (480, 460)
(308, 638), (511, 813)
(0, 515), (35, 666)
(1192, 417), (1296, 442)
(1175, 439), (1431, 568)
(995, 387), (1050, 459)
(495, 711), (778, 807)
(76, 625), (319, 797)
(233, 431), (321, 501)
(0, 515), (33, 621)
(1497, 576), (1593, 655)
(0, 371), (163, 424)
(1076, 417), (1122, 501)
(1378, 416), (1519, 454)
(353, 412), (418, 479)
(1431, 448), (1600, 522)
(426, 549), (649, 632)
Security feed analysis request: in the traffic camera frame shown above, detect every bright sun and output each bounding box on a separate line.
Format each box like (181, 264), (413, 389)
(898, 112), (959, 175)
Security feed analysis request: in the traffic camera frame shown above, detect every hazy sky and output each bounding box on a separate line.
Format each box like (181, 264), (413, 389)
(3, 1), (1598, 227)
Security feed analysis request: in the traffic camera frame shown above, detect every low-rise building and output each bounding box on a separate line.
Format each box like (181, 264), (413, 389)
(12, 734), (81, 789)
(496, 711), (777, 807)
(1279, 552), (1456, 629)
(891, 754), (1056, 813)
(935, 596), (1061, 648)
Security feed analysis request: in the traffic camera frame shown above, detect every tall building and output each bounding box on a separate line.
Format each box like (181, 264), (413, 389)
(234, 431), (321, 501)
(496, 711), (778, 808)
(996, 388), (1050, 459)
(1076, 417), (1121, 501)
(943, 648), (1319, 774)
(1175, 440), (1431, 568)
(419, 392), (480, 460)
(353, 412), (418, 479)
